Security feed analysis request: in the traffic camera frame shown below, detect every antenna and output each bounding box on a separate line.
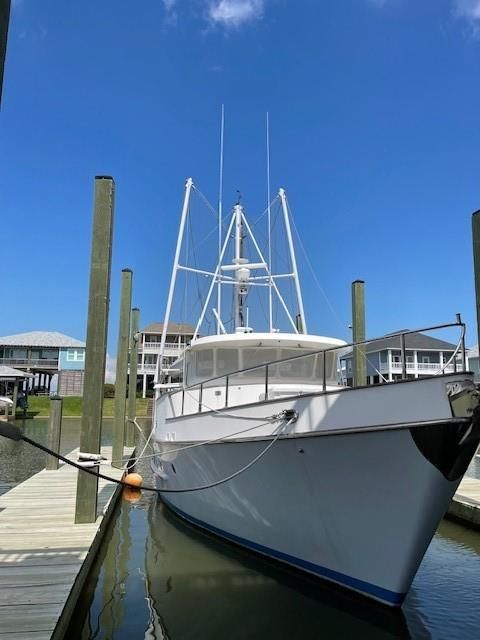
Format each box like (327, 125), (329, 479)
(217, 104), (225, 334)
(266, 112), (273, 332)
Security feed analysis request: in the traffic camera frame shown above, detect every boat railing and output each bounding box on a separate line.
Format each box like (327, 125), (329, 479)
(178, 318), (466, 414)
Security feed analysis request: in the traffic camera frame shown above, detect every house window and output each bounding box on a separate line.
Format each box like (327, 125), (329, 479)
(347, 361), (352, 373)
(422, 357), (430, 364)
(66, 349), (85, 362)
(406, 356), (413, 364)
(392, 355), (401, 364)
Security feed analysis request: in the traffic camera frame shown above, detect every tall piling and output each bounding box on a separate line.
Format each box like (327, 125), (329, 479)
(352, 280), (366, 387)
(46, 396), (62, 471)
(126, 307), (140, 447)
(472, 211), (480, 347)
(75, 176), (115, 524)
(112, 269), (133, 468)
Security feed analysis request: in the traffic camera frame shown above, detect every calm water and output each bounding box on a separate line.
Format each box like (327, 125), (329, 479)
(1, 420), (480, 639)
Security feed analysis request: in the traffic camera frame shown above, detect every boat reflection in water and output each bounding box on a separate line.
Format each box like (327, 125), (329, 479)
(71, 489), (413, 639)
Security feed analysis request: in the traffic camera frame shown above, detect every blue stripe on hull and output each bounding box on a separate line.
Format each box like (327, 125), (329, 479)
(160, 496), (406, 607)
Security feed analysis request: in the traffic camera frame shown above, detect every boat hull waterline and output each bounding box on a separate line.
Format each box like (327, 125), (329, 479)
(153, 374), (480, 606)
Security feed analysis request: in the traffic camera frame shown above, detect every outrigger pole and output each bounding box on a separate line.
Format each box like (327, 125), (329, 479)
(155, 177), (194, 385)
(279, 188), (307, 334)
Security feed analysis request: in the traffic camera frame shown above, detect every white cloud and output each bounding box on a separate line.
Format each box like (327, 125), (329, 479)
(162, 0), (178, 25)
(207, 0), (265, 28)
(454, 0), (480, 19)
(453, 0), (480, 32)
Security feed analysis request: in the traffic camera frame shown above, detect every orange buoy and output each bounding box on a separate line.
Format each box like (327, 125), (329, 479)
(124, 472), (143, 487)
(122, 486), (142, 503)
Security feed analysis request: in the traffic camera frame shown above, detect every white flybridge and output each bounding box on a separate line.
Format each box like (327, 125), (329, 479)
(152, 178), (480, 607)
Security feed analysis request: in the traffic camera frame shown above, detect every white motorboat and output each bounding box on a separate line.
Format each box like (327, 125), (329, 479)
(152, 178), (480, 606)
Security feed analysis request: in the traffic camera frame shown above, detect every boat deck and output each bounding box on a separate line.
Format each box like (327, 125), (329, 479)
(0, 446), (132, 640)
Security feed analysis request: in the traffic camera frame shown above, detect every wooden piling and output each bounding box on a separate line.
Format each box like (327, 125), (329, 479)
(126, 307), (140, 447)
(11, 379), (18, 418)
(75, 176), (115, 524)
(112, 269), (133, 468)
(46, 396), (62, 471)
(472, 211), (480, 347)
(352, 280), (366, 387)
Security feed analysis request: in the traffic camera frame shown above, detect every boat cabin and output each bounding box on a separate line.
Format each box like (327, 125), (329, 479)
(164, 333), (345, 389)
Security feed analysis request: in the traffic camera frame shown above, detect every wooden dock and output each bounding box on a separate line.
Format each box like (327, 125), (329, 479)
(0, 446), (132, 640)
(448, 475), (480, 530)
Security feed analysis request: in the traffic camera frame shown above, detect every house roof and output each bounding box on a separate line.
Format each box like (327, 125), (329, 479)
(342, 331), (457, 358)
(142, 322), (195, 335)
(0, 366), (34, 379)
(0, 331), (85, 348)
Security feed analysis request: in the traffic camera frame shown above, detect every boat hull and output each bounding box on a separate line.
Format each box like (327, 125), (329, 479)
(153, 373), (480, 605)
(153, 421), (473, 606)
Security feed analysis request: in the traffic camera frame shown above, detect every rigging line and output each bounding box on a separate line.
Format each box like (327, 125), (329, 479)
(191, 184), (219, 220)
(0, 417), (293, 494)
(124, 419), (156, 470)
(192, 184), (230, 237)
(188, 211), (204, 311)
(151, 416), (294, 493)
(116, 415), (285, 464)
(289, 211), (344, 329)
(251, 194), (280, 228)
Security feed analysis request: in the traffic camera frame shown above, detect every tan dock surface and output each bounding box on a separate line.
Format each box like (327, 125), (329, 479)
(0, 447), (132, 640)
(448, 473), (480, 529)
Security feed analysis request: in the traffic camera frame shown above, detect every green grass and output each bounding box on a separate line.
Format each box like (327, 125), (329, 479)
(17, 396), (149, 418)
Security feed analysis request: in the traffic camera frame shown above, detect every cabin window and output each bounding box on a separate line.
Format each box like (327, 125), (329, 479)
(315, 352), (337, 382)
(196, 350), (214, 378)
(216, 349), (240, 376)
(242, 349), (278, 377)
(277, 349), (314, 379)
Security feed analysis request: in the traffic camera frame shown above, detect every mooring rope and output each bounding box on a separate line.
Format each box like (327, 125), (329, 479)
(0, 412), (296, 494)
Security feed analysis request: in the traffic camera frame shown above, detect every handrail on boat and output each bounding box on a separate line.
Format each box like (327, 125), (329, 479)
(173, 318), (466, 414)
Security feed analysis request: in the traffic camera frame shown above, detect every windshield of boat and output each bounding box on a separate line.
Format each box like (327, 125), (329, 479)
(184, 346), (338, 387)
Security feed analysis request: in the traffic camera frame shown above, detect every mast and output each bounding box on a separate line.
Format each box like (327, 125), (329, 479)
(233, 203), (247, 330)
(217, 105), (225, 334)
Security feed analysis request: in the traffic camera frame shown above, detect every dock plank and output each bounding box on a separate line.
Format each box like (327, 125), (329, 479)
(0, 445), (134, 639)
(448, 474), (480, 529)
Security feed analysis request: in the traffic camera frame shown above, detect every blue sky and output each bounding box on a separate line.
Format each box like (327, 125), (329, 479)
(1, 0), (480, 356)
